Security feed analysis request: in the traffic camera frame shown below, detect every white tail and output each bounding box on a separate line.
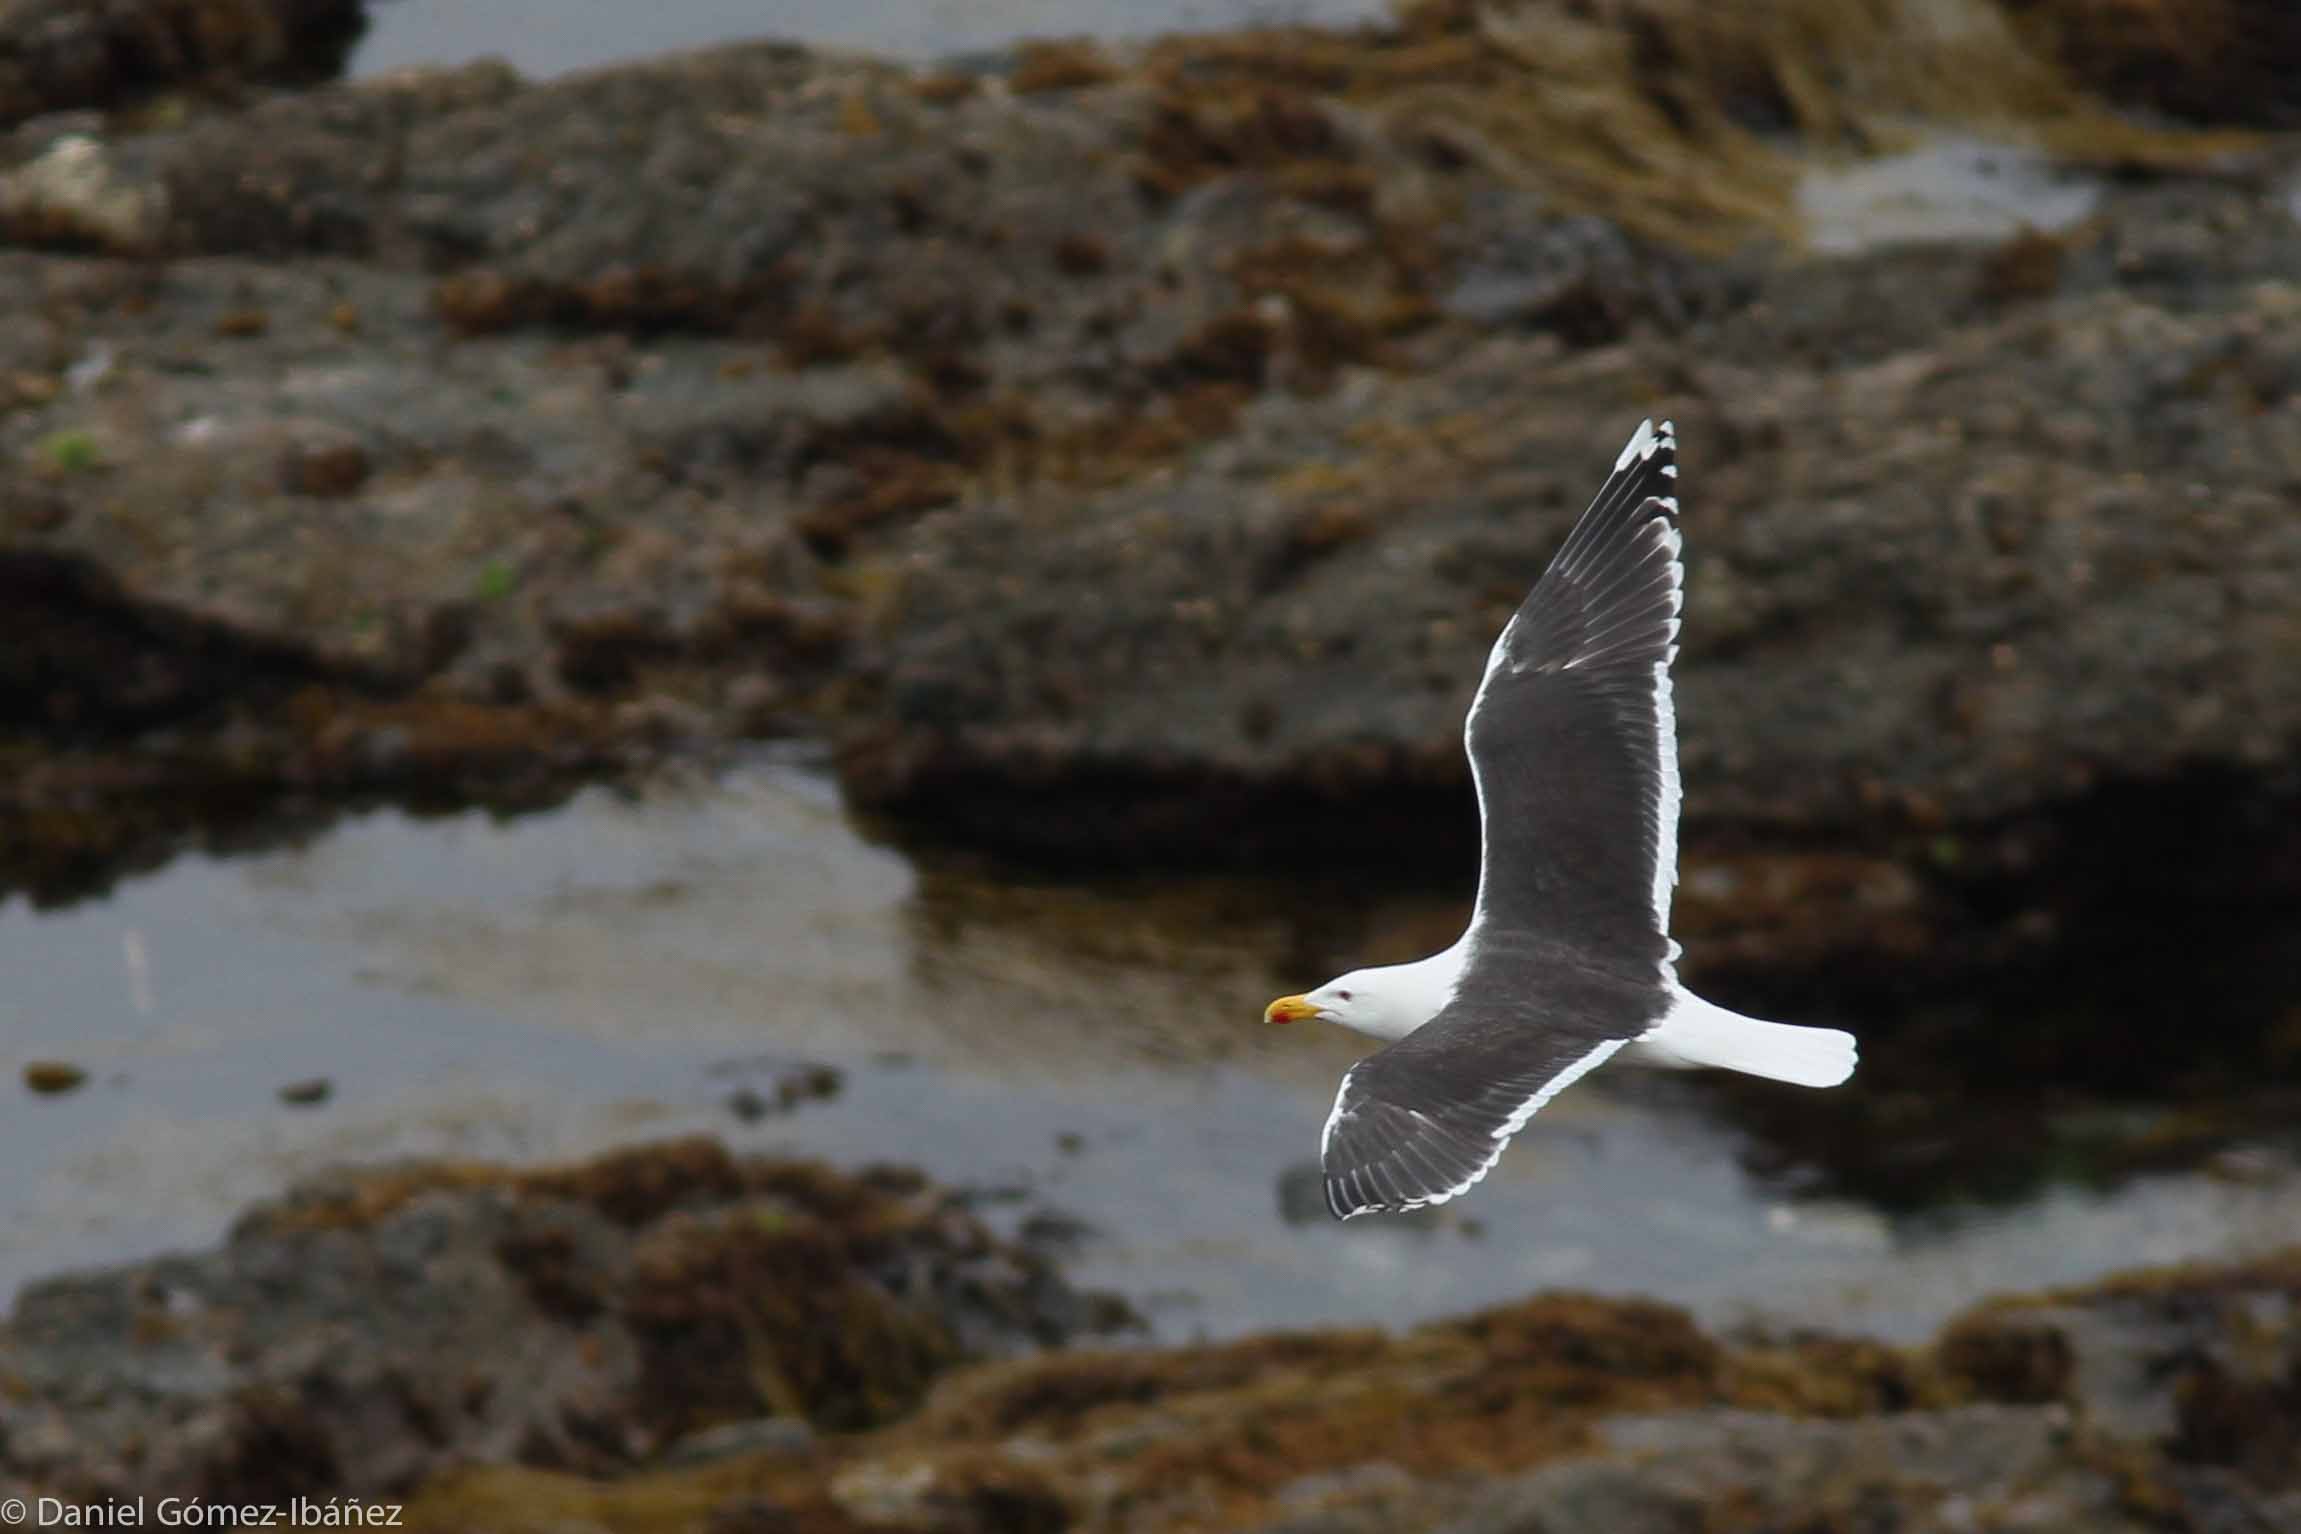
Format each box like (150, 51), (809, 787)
(1627, 991), (1857, 1087)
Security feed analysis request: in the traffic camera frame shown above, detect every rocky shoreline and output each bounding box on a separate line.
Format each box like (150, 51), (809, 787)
(0, 0), (2292, 947)
(5, 5), (2301, 1528)
(2, 1138), (2295, 1532)
(0, 1139), (1134, 1503)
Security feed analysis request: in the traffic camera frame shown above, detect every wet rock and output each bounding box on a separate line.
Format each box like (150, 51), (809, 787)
(657, 1415), (813, 1466)
(0, 136), (165, 251)
(1437, 213), (1695, 346)
(21, 1060), (86, 1094)
(1939, 1250), (2301, 1468)
(387, 1250), (2301, 1534)
(276, 438), (369, 498)
(0, 538), (336, 739)
(0, 1137), (1131, 1501)
(551, 601), (683, 695)
(213, 306), (269, 338)
(2008, 0), (2301, 127)
(703, 1059), (843, 1120)
(0, 0), (366, 127)
(0, 248), (866, 894)
(840, 181), (2301, 969)
(1015, 1211), (1091, 1255)
(1008, 38), (1122, 96)
(779, 1063), (843, 1107)
(0, 14), (2290, 949)
(720, 671), (790, 737)
(1422, 1407), (2142, 1534)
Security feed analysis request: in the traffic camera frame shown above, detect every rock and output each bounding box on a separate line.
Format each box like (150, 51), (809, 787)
(1425, 1407), (2142, 1534)
(776, 1063), (843, 1108)
(705, 1058), (846, 1119)
(2008, 0), (2301, 127)
(276, 1076), (331, 1105)
(1939, 1250), (2301, 1470)
(21, 1061), (86, 1094)
(721, 671), (790, 736)
(846, 179), (2301, 866)
(0, 1138), (1132, 1501)
(0, 0), (366, 128)
(0, 14), (2292, 970)
(386, 1250), (2301, 1534)
(657, 1415), (813, 1466)
(277, 439), (370, 498)
(827, 1457), (943, 1526)
(0, 136), (166, 251)
(830, 179), (2301, 1027)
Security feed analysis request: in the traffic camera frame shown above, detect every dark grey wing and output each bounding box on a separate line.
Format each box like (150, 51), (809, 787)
(1464, 417), (1683, 981)
(1320, 949), (1660, 1219)
(1319, 420), (1689, 1221)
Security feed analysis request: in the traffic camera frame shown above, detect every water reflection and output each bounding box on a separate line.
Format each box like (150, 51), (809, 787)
(4, 759), (2299, 1342)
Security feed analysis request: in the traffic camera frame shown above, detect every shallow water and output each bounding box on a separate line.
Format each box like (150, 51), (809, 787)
(7, 758), (2298, 1342)
(1799, 134), (2102, 254)
(351, 0), (1387, 79)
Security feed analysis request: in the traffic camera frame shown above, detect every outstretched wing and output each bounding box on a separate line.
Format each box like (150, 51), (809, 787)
(1319, 950), (1658, 1219)
(1321, 419), (1689, 1220)
(1463, 417), (1684, 981)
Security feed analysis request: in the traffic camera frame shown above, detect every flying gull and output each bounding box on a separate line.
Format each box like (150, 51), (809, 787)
(1265, 419), (1857, 1221)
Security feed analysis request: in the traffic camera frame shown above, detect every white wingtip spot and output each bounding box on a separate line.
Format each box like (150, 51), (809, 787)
(1659, 463), (1677, 478)
(1614, 418), (1658, 472)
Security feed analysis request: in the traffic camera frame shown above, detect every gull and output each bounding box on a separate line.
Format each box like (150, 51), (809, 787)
(1265, 419), (1858, 1220)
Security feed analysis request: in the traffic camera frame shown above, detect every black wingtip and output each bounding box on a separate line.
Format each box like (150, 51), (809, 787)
(1613, 418), (1675, 473)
